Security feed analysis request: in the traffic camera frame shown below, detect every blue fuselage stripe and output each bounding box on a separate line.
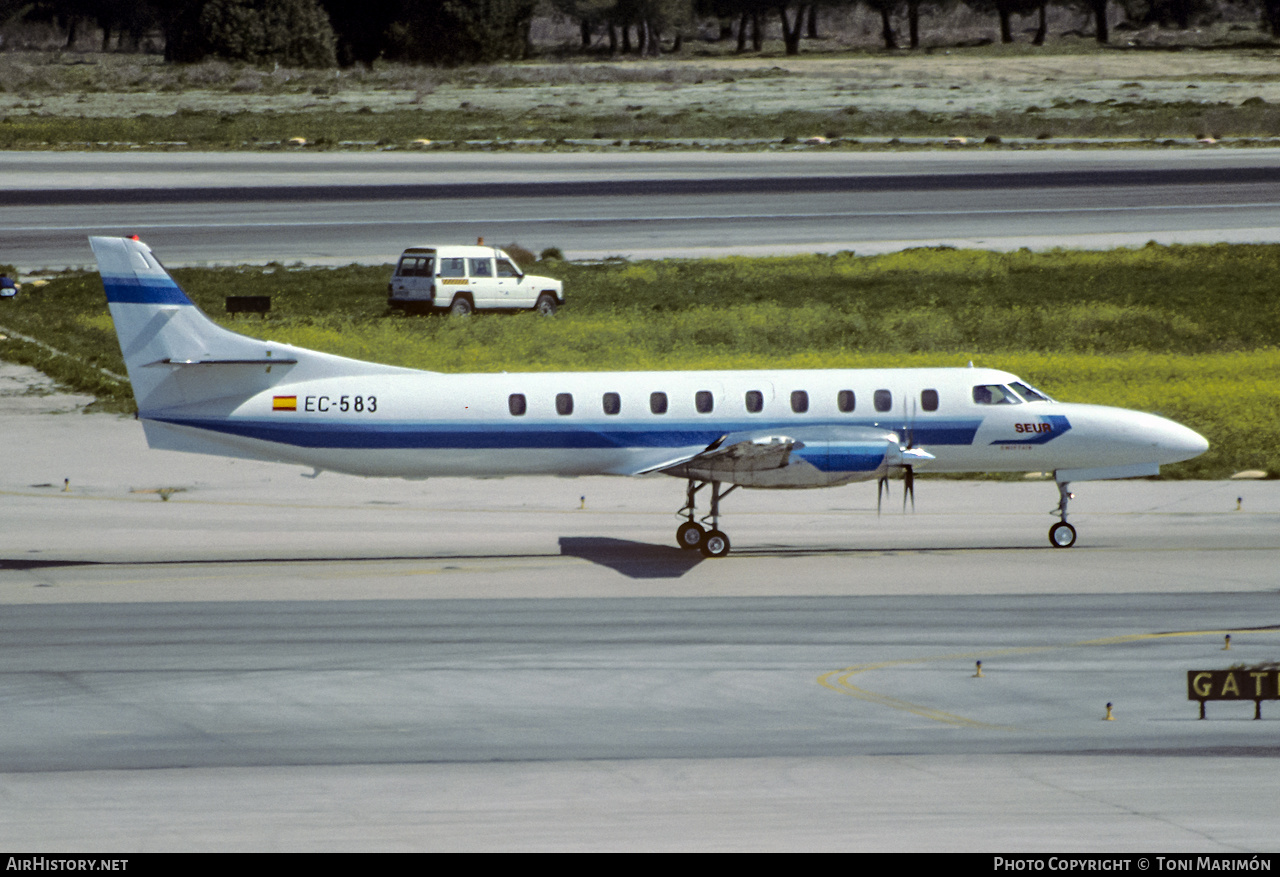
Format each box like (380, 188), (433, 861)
(151, 416), (983, 454)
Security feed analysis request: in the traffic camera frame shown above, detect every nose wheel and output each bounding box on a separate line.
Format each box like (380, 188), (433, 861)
(1049, 480), (1077, 548)
(1049, 521), (1077, 548)
(675, 479), (736, 557)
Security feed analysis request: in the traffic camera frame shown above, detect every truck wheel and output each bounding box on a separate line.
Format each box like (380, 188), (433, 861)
(535, 294), (557, 316)
(450, 296), (473, 316)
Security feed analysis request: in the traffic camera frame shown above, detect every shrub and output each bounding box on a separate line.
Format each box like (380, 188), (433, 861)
(502, 243), (537, 269)
(386, 0), (536, 65)
(199, 0), (337, 67)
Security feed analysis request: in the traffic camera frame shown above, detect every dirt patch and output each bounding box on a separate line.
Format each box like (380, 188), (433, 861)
(0, 362), (95, 413)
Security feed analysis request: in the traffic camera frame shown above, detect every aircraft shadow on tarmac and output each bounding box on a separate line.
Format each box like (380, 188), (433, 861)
(1, 545), (707, 580)
(0, 542), (1051, 580)
(2, 545), (705, 580)
(0, 559), (105, 571)
(557, 537), (704, 579)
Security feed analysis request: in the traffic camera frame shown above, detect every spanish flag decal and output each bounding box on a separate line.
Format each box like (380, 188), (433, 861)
(272, 395), (297, 412)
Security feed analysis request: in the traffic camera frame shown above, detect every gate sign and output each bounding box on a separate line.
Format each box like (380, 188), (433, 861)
(1187, 670), (1279, 720)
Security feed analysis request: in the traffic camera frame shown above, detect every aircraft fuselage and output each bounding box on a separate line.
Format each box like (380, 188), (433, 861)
(140, 366), (1207, 487)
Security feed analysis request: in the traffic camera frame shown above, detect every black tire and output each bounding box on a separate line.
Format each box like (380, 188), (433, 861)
(676, 521), (705, 550)
(699, 529), (731, 558)
(1049, 522), (1077, 549)
(450, 296), (473, 316)
(535, 294), (557, 316)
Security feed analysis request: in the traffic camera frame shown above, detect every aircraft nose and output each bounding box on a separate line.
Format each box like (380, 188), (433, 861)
(1153, 417), (1209, 463)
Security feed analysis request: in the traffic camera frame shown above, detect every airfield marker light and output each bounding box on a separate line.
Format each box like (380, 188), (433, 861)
(580, 495), (586, 509)
(62, 478), (69, 492)
(1223, 634), (1231, 651)
(1105, 702), (1115, 721)
(973, 661), (983, 678)
(1236, 497), (1243, 510)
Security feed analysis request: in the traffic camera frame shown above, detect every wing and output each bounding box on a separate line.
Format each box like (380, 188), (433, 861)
(625, 426), (936, 488)
(630, 433), (801, 480)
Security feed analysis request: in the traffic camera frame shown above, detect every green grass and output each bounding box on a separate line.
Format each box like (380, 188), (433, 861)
(1, 244), (1276, 478)
(6, 103), (1280, 149)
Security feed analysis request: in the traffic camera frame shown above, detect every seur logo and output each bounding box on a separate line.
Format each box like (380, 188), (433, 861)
(991, 415), (1072, 445)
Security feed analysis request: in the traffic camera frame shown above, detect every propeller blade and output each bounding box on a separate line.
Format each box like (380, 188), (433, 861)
(903, 466), (915, 513)
(877, 475), (888, 516)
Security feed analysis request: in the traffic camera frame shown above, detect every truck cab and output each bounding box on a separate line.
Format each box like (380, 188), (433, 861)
(388, 245), (564, 315)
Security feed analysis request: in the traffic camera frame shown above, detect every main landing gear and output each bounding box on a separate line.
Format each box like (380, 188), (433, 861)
(1049, 480), (1077, 548)
(676, 479), (738, 558)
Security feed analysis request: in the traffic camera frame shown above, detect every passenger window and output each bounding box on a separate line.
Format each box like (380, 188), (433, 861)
(972, 384), (1020, 405)
(837, 390), (855, 413)
(438, 258), (466, 278)
(745, 390), (764, 413)
(556, 393), (574, 416)
(695, 391), (714, 414)
(921, 389), (939, 412)
(469, 258), (493, 278)
(874, 389), (892, 412)
(496, 259), (520, 278)
(602, 392), (621, 415)
(650, 392), (668, 415)
(508, 393), (526, 416)
(790, 390), (809, 414)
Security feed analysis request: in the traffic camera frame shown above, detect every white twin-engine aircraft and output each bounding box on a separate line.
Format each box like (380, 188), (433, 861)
(92, 235), (1209, 557)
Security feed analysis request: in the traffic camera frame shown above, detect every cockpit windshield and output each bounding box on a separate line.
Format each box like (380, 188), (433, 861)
(972, 384), (1021, 405)
(1010, 381), (1053, 402)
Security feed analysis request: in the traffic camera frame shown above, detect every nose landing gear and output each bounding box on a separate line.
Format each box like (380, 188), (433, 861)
(675, 479), (736, 558)
(1050, 480), (1077, 548)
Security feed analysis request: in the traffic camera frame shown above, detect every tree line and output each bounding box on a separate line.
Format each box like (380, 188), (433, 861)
(3, 0), (1277, 66)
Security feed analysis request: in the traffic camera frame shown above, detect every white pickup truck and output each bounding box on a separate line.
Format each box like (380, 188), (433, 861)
(387, 245), (564, 315)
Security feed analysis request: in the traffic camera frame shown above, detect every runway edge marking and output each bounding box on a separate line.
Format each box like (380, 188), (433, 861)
(817, 628), (1280, 728)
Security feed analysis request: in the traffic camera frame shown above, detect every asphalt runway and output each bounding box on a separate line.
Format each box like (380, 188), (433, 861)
(5, 149), (1280, 269)
(2, 404), (1278, 850)
(3, 147), (1279, 849)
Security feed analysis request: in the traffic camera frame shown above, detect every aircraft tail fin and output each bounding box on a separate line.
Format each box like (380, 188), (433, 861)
(92, 235), (304, 412)
(92, 236), (412, 417)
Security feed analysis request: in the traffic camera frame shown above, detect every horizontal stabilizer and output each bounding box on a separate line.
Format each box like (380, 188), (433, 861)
(151, 357), (300, 367)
